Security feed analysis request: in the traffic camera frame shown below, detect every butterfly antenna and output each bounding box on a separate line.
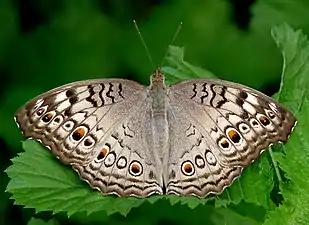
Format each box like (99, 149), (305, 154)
(160, 22), (183, 67)
(133, 20), (155, 70)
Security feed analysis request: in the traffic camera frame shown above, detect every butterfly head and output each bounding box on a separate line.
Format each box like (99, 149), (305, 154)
(150, 69), (166, 89)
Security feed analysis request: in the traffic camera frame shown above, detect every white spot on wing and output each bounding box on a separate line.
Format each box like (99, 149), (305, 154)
(55, 99), (71, 112)
(205, 151), (217, 165)
(54, 92), (69, 103)
(221, 102), (244, 115)
(34, 99), (44, 110)
(246, 93), (259, 105)
(104, 153), (116, 167)
(243, 102), (256, 115)
(269, 102), (280, 115)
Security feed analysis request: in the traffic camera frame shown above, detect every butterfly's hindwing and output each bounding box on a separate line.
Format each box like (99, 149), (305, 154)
(166, 79), (296, 197)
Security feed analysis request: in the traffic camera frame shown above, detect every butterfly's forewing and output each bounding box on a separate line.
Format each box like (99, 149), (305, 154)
(15, 79), (163, 197)
(166, 79), (296, 197)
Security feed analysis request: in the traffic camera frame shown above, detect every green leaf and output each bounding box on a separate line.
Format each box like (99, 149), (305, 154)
(262, 24), (309, 225)
(6, 140), (145, 217)
(214, 153), (274, 210)
(162, 46), (216, 85)
(27, 218), (59, 225)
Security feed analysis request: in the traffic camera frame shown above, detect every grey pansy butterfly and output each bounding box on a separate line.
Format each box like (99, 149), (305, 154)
(14, 69), (296, 197)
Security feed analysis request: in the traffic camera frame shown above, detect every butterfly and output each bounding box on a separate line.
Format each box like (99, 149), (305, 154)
(14, 69), (296, 197)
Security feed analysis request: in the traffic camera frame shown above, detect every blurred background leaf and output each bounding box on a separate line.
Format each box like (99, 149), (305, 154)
(1, 0), (309, 224)
(28, 218), (60, 225)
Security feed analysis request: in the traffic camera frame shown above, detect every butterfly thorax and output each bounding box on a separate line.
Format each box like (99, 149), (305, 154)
(149, 69), (167, 110)
(149, 69), (169, 167)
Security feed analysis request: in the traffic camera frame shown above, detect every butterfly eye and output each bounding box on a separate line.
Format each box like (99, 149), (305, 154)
(129, 161), (143, 176)
(226, 128), (242, 144)
(205, 151), (217, 166)
(181, 161), (195, 176)
(97, 144), (110, 161)
(116, 156), (127, 169)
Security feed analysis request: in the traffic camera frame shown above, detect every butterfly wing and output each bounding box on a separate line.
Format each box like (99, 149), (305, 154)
(166, 79), (296, 197)
(15, 79), (163, 197)
(73, 99), (164, 197)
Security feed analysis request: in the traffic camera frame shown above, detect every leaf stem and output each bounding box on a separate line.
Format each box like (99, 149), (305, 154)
(269, 146), (282, 183)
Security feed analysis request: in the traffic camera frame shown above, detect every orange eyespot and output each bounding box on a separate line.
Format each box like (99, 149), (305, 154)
(129, 161), (143, 176)
(97, 145), (109, 160)
(72, 127), (86, 141)
(181, 161), (195, 176)
(131, 164), (140, 174)
(42, 113), (54, 123)
(184, 163), (192, 173)
(227, 129), (241, 143)
(258, 115), (270, 126)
